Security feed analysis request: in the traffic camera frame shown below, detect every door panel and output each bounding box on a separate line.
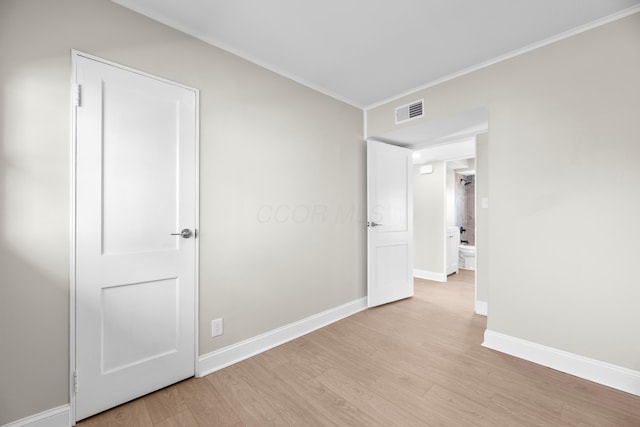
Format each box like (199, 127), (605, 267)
(74, 54), (197, 421)
(367, 140), (413, 307)
(101, 79), (180, 254)
(101, 278), (179, 374)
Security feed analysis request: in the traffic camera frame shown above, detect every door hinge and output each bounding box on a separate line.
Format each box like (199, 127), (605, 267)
(73, 370), (79, 393)
(73, 84), (81, 107)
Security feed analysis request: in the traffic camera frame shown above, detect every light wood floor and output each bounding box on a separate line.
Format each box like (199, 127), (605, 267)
(79, 270), (640, 426)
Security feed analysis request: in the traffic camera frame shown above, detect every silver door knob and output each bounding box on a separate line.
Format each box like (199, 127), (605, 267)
(170, 229), (193, 239)
(367, 221), (383, 227)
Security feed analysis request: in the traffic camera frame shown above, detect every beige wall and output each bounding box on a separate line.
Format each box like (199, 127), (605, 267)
(446, 166), (456, 227)
(414, 162), (446, 274)
(475, 134), (489, 304)
(0, 0), (364, 424)
(369, 14), (640, 370)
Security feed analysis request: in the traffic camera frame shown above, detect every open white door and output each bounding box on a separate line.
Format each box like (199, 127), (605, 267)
(73, 53), (198, 421)
(367, 140), (414, 307)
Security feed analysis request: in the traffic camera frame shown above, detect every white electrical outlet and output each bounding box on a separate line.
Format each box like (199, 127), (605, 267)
(211, 318), (224, 337)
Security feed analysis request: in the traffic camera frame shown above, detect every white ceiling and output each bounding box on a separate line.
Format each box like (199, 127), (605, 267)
(112, 0), (640, 108)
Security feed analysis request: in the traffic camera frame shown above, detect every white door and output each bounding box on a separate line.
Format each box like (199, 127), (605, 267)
(367, 140), (414, 307)
(447, 228), (460, 275)
(73, 53), (198, 421)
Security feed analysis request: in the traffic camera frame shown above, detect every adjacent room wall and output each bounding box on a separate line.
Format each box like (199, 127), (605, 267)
(0, 0), (364, 424)
(413, 162), (446, 276)
(368, 13), (640, 371)
(475, 134), (489, 305)
(446, 166), (456, 228)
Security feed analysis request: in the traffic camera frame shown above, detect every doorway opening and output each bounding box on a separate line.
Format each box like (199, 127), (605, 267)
(367, 107), (488, 315)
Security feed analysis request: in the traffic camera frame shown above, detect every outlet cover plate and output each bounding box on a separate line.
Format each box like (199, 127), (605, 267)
(211, 318), (224, 337)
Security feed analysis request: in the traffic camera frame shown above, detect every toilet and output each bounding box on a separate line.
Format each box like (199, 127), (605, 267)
(459, 244), (476, 270)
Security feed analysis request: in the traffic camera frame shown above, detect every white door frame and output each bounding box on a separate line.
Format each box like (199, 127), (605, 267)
(69, 50), (199, 423)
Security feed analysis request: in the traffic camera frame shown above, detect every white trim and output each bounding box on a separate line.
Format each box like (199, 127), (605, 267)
(474, 300), (488, 316)
(69, 50), (78, 425)
(482, 330), (640, 397)
(364, 5), (640, 111)
(2, 405), (70, 427)
(472, 135), (480, 317)
(363, 109), (368, 140)
(197, 297), (367, 377)
(413, 269), (446, 282)
(71, 50), (198, 91)
(192, 73), (201, 380)
(441, 165), (448, 279)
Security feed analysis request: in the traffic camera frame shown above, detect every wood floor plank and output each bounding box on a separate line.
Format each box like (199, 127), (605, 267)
(315, 367), (427, 427)
(79, 398), (154, 426)
(422, 383), (518, 427)
(489, 391), (568, 427)
(142, 380), (191, 425)
(177, 377), (243, 427)
(266, 335), (336, 379)
(560, 399), (640, 427)
(205, 366), (286, 426)
(230, 357), (330, 426)
(153, 410), (199, 427)
(273, 360), (386, 427)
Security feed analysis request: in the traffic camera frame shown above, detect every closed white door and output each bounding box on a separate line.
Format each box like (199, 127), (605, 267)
(73, 53), (198, 421)
(367, 140), (414, 307)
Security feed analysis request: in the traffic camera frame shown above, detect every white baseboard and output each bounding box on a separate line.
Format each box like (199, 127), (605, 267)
(475, 300), (488, 316)
(413, 269), (446, 282)
(197, 297), (368, 377)
(483, 330), (640, 397)
(2, 405), (70, 427)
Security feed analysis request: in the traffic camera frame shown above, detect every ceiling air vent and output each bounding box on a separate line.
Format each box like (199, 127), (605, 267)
(395, 99), (424, 124)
